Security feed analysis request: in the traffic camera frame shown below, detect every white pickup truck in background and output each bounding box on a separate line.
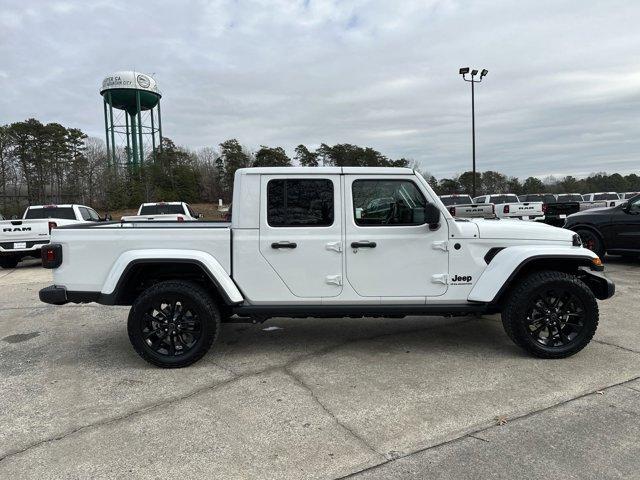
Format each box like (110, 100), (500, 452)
(39, 167), (613, 368)
(581, 192), (624, 209)
(473, 194), (544, 220)
(439, 194), (495, 218)
(0, 204), (100, 268)
(121, 202), (202, 222)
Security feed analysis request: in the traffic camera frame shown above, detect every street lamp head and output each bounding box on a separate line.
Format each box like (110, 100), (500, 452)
(459, 67), (470, 75)
(480, 69), (488, 77)
(471, 69), (478, 76)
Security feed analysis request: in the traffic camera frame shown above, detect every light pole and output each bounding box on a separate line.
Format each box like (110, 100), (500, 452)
(459, 67), (488, 198)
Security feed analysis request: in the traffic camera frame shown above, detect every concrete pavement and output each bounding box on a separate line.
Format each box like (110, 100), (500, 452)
(0, 257), (638, 479)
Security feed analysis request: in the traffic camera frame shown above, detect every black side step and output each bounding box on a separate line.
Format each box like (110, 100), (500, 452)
(231, 303), (487, 319)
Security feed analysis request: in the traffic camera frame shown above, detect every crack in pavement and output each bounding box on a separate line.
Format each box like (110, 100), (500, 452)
(592, 339), (640, 355)
(335, 375), (640, 479)
(0, 319), (470, 464)
(283, 365), (385, 459)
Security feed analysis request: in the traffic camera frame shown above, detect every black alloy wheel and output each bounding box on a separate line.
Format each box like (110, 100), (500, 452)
(128, 280), (220, 368)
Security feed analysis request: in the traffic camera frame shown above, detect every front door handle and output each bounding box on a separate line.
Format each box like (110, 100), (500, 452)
(271, 241), (297, 249)
(351, 241), (377, 248)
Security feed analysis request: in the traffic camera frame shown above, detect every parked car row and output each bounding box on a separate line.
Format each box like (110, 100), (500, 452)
(442, 191), (638, 223)
(0, 204), (102, 269)
(0, 201), (212, 269)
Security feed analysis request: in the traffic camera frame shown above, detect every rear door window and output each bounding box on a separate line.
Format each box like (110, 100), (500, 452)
(267, 179), (334, 227)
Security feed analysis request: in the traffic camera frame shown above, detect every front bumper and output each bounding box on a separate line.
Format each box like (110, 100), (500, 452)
(581, 268), (615, 300)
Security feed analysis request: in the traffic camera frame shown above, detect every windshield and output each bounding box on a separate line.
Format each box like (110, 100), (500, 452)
(593, 193), (619, 201)
(489, 195), (519, 204)
(557, 194), (583, 203)
(440, 196), (472, 206)
(624, 192), (639, 199)
(139, 204), (184, 215)
(25, 207), (76, 220)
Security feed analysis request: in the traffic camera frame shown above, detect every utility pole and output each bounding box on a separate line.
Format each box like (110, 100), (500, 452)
(459, 67), (488, 198)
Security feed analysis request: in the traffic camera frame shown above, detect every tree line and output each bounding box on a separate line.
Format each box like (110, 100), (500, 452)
(1, 118), (638, 216)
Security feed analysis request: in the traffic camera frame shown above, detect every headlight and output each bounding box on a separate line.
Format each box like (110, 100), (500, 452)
(572, 233), (582, 246)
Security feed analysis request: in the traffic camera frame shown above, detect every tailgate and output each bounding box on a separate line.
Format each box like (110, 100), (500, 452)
(511, 202), (543, 216)
(547, 202), (580, 216)
(0, 220), (50, 242)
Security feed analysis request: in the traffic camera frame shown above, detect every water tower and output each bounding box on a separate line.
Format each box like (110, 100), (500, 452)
(100, 71), (162, 168)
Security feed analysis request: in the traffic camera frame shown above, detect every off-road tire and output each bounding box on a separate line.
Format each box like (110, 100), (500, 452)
(575, 229), (605, 258)
(501, 271), (598, 359)
(0, 256), (19, 269)
(128, 280), (221, 368)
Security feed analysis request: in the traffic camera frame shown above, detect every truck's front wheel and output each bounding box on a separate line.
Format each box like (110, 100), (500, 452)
(501, 271), (598, 359)
(128, 280), (221, 368)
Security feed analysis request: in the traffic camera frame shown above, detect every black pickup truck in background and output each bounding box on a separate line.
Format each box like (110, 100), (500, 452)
(519, 193), (580, 226)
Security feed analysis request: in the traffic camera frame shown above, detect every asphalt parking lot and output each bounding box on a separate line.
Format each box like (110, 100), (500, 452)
(0, 258), (638, 479)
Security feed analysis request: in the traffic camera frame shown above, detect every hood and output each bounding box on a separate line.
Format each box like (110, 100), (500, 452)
(470, 218), (574, 242)
(568, 206), (615, 219)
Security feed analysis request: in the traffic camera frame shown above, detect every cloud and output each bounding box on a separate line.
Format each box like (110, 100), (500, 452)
(0, 0), (639, 179)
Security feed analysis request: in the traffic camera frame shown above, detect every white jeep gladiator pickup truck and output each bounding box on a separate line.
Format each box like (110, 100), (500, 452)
(473, 194), (544, 220)
(39, 167), (614, 368)
(0, 204), (100, 269)
(439, 194), (495, 219)
(121, 202), (202, 222)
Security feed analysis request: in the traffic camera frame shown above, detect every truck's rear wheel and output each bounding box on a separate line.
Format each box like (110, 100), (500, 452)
(0, 256), (19, 269)
(128, 280), (220, 368)
(501, 271), (598, 359)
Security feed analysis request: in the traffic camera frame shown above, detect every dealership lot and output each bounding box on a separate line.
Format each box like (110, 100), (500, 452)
(0, 258), (638, 479)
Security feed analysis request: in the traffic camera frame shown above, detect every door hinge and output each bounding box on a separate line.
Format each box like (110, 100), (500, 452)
(325, 241), (342, 253)
(431, 274), (448, 285)
(432, 241), (449, 252)
(325, 274), (343, 286)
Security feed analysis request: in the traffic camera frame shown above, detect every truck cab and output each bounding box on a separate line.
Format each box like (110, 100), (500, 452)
(40, 167), (614, 368)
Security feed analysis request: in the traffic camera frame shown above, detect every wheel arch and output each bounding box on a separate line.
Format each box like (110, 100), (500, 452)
(102, 251), (243, 306)
(468, 247), (602, 307)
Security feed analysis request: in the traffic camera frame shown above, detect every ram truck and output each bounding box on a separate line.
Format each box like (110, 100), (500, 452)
(518, 194), (580, 226)
(439, 195), (495, 219)
(39, 167), (614, 368)
(582, 193), (624, 209)
(121, 202), (202, 222)
(473, 194), (544, 220)
(0, 204), (100, 269)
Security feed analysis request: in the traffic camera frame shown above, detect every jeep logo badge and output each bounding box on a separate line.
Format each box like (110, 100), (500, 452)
(451, 274), (472, 284)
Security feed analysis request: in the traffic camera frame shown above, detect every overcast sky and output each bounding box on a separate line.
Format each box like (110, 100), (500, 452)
(1, 0), (639, 179)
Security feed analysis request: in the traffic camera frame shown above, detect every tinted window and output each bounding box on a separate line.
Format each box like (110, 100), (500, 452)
(267, 179), (334, 227)
(557, 194), (583, 203)
(628, 197), (640, 214)
(353, 180), (427, 226)
(139, 204), (185, 215)
(489, 195), (519, 204)
(624, 192), (639, 200)
(440, 196), (472, 206)
(519, 194), (543, 202)
(593, 193), (619, 201)
(25, 207), (76, 220)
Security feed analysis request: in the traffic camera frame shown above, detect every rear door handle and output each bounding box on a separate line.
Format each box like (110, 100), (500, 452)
(351, 241), (377, 248)
(271, 241), (297, 249)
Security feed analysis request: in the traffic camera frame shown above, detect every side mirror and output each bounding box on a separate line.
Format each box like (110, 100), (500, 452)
(425, 203), (441, 230)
